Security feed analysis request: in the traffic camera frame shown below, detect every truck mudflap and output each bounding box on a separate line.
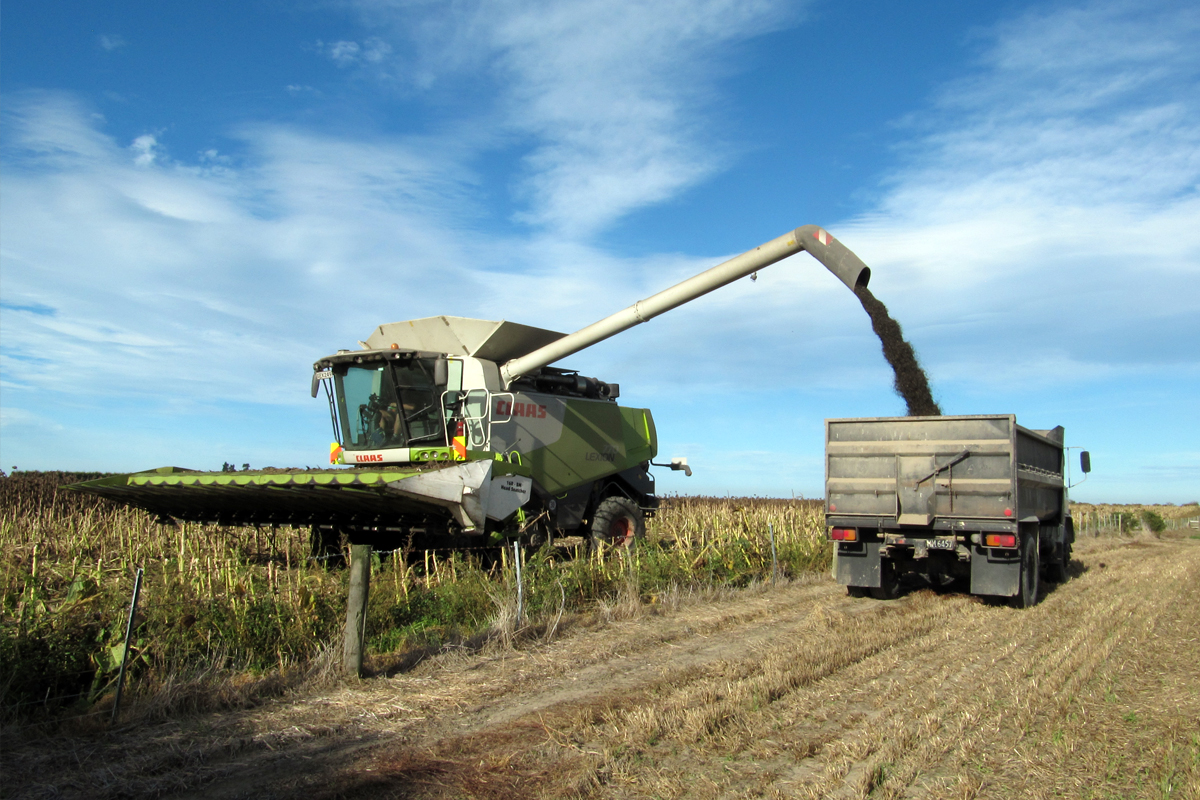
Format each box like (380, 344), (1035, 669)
(970, 544), (1021, 597)
(835, 541), (883, 589)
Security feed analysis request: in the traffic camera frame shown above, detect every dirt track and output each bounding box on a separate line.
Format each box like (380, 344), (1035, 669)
(8, 536), (1200, 799)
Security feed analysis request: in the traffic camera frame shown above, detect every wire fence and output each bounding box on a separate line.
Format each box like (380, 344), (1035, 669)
(2, 523), (811, 732)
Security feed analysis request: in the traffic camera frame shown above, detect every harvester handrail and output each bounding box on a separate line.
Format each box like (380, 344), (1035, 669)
(499, 225), (871, 385)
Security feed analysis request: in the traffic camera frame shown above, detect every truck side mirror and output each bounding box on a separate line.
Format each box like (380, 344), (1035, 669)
(1080, 451), (1091, 474)
(433, 357), (448, 387)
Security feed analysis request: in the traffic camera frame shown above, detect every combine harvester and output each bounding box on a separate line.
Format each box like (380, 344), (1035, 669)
(74, 226), (870, 552)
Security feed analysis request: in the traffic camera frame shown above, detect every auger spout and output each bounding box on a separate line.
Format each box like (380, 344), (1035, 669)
(499, 225), (871, 385)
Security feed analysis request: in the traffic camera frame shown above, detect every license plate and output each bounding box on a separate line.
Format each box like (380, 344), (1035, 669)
(928, 537), (956, 550)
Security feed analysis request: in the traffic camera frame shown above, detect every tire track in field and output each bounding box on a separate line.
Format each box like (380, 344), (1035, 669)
(13, 538), (1198, 800)
(633, 537), (1200, 800)
(485, 537), (1198, 799)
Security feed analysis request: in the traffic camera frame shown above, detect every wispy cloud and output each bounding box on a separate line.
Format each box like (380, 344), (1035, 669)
(350, 0), (800, 238)
(828, 0), (1200, 385)
(0, 92), (482, 415)
(98, 34), (126, 52)
(317, 37), (393, 69)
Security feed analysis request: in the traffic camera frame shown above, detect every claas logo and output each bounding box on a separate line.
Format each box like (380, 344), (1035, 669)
(495, 399), (547, 419)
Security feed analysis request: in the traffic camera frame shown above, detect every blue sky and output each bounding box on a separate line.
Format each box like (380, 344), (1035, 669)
(2, 0), (1197, 503)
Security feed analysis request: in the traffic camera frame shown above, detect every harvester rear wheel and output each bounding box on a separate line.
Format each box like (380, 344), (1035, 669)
(590, 496), (645, 549)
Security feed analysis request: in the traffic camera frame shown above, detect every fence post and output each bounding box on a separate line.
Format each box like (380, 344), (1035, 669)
(111, 566), (144, 726)
(513, 541), (524, 629)
(344, 544), (371, 678)
(769, 523), (779, 584)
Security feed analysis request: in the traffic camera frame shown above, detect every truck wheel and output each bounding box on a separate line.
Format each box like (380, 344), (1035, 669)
(1044, 543), (1070, 584)
(1010, 532), (1040, 608)
(870, 560), (901, 600)
(590, 496), (645, 549)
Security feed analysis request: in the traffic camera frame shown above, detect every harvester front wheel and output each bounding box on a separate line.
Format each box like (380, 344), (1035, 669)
(590, 496), (645, 549)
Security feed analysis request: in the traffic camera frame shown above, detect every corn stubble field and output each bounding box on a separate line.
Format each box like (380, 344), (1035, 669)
(2, 473), (1198, 799)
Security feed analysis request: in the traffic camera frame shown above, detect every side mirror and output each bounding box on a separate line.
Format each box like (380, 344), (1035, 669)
(671, 457), (692, 477)
(1080, 451), (1091, 474)
(311, 369), (332, 398)
(433, 357), (448, 386)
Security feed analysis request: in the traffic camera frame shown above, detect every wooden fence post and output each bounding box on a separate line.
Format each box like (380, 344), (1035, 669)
(344, 544), (371, 678)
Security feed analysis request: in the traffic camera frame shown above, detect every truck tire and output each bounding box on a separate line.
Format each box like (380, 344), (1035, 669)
(847, 585), (870, 598)
(590, 496), (645, 549)
(1044, 543), (1070, 584)
(1045, 518), (1074, 583)
(870, 559), (902, 600)
(1010, 532), (1040, 608)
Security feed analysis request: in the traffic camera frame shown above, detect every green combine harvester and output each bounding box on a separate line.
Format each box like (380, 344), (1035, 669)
(73, 226), (871, 551)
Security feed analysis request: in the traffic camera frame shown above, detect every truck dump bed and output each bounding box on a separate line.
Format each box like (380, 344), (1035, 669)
(825, 415), (1065, 533)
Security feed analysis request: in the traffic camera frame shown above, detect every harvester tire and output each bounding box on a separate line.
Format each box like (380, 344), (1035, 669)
(590, 496), (645, 549)
(1010, 531), (1040, 608)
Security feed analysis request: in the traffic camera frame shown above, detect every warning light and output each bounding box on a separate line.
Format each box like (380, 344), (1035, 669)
(830, 528), (858, 542)
(1003, 508), (1013, 517)
(452, 420), (467, 461)
(985, 534), (1017, 548)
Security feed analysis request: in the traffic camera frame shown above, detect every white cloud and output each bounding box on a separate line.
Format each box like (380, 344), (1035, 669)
(319, 37), (392, 68)
(0, 94), (478, 415)
(99, 34), (125, 52)
(130, 133), (161, 166)
(350, 0), (800, 238)
(325, 40), (360, 66)
(824, 0), (1200, 384)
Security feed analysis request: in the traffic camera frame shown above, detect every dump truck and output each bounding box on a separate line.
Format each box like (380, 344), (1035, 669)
(74, 225), (871, 551)
(825, 414), (1091, 607)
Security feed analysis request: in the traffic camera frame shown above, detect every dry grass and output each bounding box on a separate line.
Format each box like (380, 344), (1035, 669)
(0, 473), (827, 730)
(6, 535), (1198, 798)
(6, 474), (1196, 799)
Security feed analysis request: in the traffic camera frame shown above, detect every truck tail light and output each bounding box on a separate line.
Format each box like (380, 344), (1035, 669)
(985, 534), (1017, 548)
(831, 528), (858, 542)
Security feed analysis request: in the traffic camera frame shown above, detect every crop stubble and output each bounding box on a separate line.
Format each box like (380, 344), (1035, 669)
(7, 534), (1197, 799)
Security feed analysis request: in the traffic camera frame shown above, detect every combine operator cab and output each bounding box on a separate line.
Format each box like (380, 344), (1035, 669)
(314, 349), (459, 464)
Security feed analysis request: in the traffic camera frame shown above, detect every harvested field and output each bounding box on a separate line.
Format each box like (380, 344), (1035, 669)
(5, 533), (1198, 799)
